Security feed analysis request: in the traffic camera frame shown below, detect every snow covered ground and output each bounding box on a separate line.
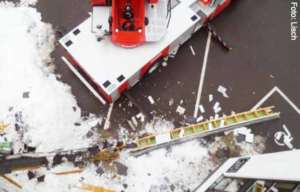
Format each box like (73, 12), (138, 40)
(0, 2), (99, 153)
(0, 2), (266, 192)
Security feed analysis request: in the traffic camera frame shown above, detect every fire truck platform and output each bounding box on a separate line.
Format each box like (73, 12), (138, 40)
(28, 0), (300, 153)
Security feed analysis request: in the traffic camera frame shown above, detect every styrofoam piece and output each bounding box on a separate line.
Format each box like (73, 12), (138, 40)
(136, 113), (143, 119)
(209, 94), (213, 102)
(141, 115), (145, 122)
(169, 98), (174, 106)
(233, 129), (238, 136)
(236, 127), (251, 135)
(199, 105), (205, 113)
(217, 85), (227, 94)
(104, 103), (114, 130)
(131, 116), (138, 126)
(197, 116), (204, 122)
(214, 114), (219, 119)
(156, 133), (172, 144)
(128, 101), (133, 107)
(190, 45), (195, 55)
(176, 105), (186, 115)
(245, 133), (254, 143)
(223, 92), (229, 98)
(208, 123), (213, 130)
(284, 137), (294, 149)
(220, 119), (225, 127)
(180, 100), (183, 104)
(127, 120), (136, 131)
(148, 96), (155, 104)
(162, 62), (168, 67)
(214, 107), (222, 114)
(213, 102), (220, 110)
(179, 128), (185, 138)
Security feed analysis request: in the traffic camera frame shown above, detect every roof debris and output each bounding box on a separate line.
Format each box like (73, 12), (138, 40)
(199, 105), (205, 113)
(176, 105), (186, 115)
(148, 96), (155, 104)
(209, 94), (213, 102)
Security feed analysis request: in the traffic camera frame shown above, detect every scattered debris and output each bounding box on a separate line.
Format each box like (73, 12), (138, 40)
(22, 92), (30, 98)
(209, 94), (213, 102)
(115, 162), (128, 176)
(217, 85), (229, 98)
(213, 102), (220, 110)
(148, 96), (155, 104)
(190, 45), (195, 55)
(199, 105), (205, 113)
(37, 175), (45, 182)
(162, 62), (167, 67)
(127, 120), (136, 131)
(169, 98), (174, 106)
(96, 167), (104, 176)
(236, 134), (246, 143)
(128, 101), (133, 107)
(104, 103), (114, 130)
(54, 169), (83, 175)
(180, 100), (183, 104)
(270, 74), (274, 78)
(217, 86), (227, 94)
(214, 107), (222, 114)
(131, 116), (138, 127)
(176, 105), (186, 115)
(197, 116), (204, 122)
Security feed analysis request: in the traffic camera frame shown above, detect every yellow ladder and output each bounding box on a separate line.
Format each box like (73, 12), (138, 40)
(132, 106), (279, 154)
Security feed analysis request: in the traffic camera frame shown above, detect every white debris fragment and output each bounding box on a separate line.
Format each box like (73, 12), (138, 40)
(237, 127), (251, 135)
(209, 116), (214, 120)
(180, 100), (183, 104)
(190, 46), (195, 55)
(136, 113), (143, 119)
(128, 101), (133, 107)
(245, 133), (254, 143)
(162, 62), (168, 67)
(127, 120), (136, 131)
(217, 85), (227, 94)
(209, 94), (213, 102)
(199, 105), (205, 113)
(220, 119), (225, 127)
(213, 102), (220, 110)
(214, 107), (222, 114)
(148, 96), (155, 104)
(223, 92), (229, 98)
(231, 111), (236, 115)
(163, 56), (169, 61)
(176, 105), (186, 115)
(197, 116), (204, 123)
(208, 123), (213, 130)
(139, 129), (147, 135)
(131, 116), (138, 126)
(88, 118), (100, 127)
(169, 98), (174, 106)
(179, 128), (185, 138)
(214, 114), (219, 119)
(104, 103), (114, 130)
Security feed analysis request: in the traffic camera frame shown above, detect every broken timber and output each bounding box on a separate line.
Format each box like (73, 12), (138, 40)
(54, 169), (83, 175)
(0, 175), (22, 189)
(131, 106), (280, 157)
(74, 183), (116, 192)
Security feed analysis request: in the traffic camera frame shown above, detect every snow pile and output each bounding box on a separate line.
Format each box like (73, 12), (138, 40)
(0, 3), (98, 152)
(1, 134), (266, 192)
(20, 0), (38, 6)
(145, 117), (175, 134)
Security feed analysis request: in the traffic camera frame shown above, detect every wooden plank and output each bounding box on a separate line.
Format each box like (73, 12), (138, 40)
(0, 175), (22, 189)
(74, 183), (116, 192)
(54, 169), (83, 175)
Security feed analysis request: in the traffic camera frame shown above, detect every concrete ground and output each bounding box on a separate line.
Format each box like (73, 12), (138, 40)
(9, 0), (300, 152)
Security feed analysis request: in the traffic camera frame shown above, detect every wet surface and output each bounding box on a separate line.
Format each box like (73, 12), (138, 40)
(5, 0), (300, 153)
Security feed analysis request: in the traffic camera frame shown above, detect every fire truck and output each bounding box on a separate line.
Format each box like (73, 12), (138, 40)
(60, 0), (232, 104)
